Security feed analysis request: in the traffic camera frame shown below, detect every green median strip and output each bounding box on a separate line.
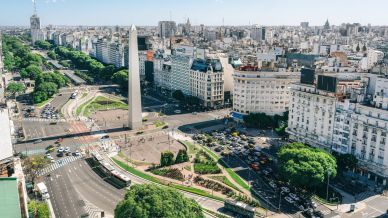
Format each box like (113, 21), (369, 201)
(225, 168), (250, 191)
(111, 157), (224, 202)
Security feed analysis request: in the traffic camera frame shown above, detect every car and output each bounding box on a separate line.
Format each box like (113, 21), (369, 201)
(75, 150), (81, 156)
(101, 135), (110, 139)
(58, 147), (64, 153)
(34, 139), (43, 144)
(281, 187), (290, 193)
(298, 205), (305, 211)
(284, 196), (295, 204)
(313, 210), (324, 218)
(57, 152), (64, 157)
(174, 110), (181, 114)
(46, 154), (52, 159)
(311, 201), (317, 208)
(50, 159), (56, 163)
(269, 181), (277, 189)
(214, 147), (222, 152)
(64, 147), (70, 153)
(289, 193), (300, 201)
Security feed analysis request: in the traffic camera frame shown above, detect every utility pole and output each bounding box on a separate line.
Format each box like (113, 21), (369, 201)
(326, 171), (330, 201)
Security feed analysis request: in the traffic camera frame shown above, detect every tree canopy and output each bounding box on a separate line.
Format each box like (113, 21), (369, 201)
(111, 70), (128, 90)
(277, 142), (337, 189)
(115, 184), (204, 218)
(6, 82), (25, 97)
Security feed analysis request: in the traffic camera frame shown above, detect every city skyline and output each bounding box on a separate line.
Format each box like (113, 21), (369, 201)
(1, 0), (388, 26)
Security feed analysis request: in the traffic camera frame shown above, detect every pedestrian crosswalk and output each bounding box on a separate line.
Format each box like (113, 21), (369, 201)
(22, 117), (67, 123)
(38, 156), (81, 176)
(83, 200), (104, 218)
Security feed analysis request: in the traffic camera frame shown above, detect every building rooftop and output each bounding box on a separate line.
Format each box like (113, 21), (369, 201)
(0, 178), (22, 218)
(191, 58), (223, 72)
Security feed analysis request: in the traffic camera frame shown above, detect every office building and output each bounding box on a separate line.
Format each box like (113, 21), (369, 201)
(233, 70), (300, 116)
(158, 21), (177, 38)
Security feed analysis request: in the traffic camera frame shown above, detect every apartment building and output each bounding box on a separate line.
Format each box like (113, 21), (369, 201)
(190, 59), (224, 108)
(233, 70), (300, 116)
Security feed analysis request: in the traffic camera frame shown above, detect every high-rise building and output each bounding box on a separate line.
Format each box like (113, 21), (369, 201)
(300, 22), (309, 29)
(0, 31), (4, 102)
(170, 54), (192, 95)
(158, 21), (177, 38)
(30, 1), (44, 44)
(250, 26), (266, 42)
(127, 25), (142, 129)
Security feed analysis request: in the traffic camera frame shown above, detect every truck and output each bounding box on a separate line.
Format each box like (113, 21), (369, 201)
(37, 182), (50, 200)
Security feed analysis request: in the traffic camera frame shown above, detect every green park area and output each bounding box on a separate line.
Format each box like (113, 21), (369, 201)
(77, 96), (127, 117)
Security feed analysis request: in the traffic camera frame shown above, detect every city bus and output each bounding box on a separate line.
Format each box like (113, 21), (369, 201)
(224, 199), (255, 218)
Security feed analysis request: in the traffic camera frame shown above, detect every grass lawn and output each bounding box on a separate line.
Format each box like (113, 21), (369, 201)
(225, 168), (250, 191)
(200, 144), (250, 191)
(153, 120), (166, 128)
(179, 140), (196, 155)
(209, 176), (242, 193)
(77, 95), (127, 117)
(35, 97), (53, 108)
(112, 157), (224, 201)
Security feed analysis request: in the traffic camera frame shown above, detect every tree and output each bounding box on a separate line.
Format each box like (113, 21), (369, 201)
(172, 90), (185, 101)
(6, 82), (25, 97)
(277, 142), (337, 190)
(333, 152), (358, 172)
(160, 151), (175, 167)
(115, 184), (204, 218)
(175, 149), (189, 164)
(25, 65), (43, 80)
(23, 155), (49, 183)
(243, 113), (274, 128)
(33, 91), (48, 104)
(111, 70), (128, 90)
(36, 82), (58, 97)
(356, 43), (360, 52)
(362, 44), (367, 52)
(34, 40), (52, 50)
(47, 50), (57, 60)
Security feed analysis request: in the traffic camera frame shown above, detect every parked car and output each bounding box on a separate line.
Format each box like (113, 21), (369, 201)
(289, 193), (300, 201)
(281, 187), (290, 193)
(284, 196), (295, 204)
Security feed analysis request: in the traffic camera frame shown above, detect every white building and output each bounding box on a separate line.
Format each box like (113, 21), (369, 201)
(170, 54), (193, 95)
(190, 59), (224, 108)
(367, 49), (384, 69)
(233, 71), (300, 116)
(30, 14), (45, 45)
(287, 82), (337, 150)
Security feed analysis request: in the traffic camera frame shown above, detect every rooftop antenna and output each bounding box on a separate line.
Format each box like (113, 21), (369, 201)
(32, 0), (37, 15)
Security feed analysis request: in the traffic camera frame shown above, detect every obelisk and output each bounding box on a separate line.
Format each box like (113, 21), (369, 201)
(128, 25), (142, 129)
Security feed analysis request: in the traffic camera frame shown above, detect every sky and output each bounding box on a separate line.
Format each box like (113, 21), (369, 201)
(1, 0), (388, 26)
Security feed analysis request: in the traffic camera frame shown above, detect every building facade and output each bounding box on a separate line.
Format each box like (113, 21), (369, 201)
(190, 59), (224, 108)
(233, 71), (300, 116)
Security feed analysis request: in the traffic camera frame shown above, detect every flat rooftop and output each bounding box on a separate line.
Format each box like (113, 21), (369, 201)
(0, 178), (22, 218)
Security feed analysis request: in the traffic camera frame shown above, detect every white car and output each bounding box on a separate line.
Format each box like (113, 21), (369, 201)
(269, 181), (277, 189)
(284, 196), (295, 204)
(289, 193), (299, 201)
(46, 154), (52, 159)
(64, 147), (70, 153)
(75, 150), (81, 156)
(58, 147), (64, 153)
(174, 110), (181, 114)
(281, 186), (290, 193)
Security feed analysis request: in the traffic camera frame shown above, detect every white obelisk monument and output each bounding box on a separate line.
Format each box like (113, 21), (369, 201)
(128, 25), (142, 129)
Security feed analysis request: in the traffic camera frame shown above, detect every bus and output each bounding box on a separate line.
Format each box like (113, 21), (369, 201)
(111, 170), (131, 187)
(91, 152), (131, 187)
(224, 199), (255, 218)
